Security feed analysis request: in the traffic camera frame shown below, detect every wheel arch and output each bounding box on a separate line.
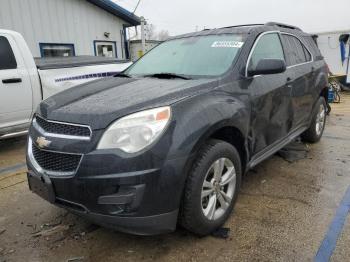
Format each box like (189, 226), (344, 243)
(178, 123), (247, 233)
(209, 126), (247, 173)
(186, 122), (249, 175)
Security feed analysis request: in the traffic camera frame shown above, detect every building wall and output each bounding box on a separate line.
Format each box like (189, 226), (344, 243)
(129, 41), (161, 62)
(0, 0), (128, 58)
(316, 31), (350, 75)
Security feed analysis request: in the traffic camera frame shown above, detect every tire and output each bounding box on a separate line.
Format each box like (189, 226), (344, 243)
(301, 97), (327, 143)
(180, 139), (242, 236)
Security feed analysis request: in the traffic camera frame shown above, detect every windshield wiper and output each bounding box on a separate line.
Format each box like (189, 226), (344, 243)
(114, 72), (131, 78)
(144, 73), (192, 80)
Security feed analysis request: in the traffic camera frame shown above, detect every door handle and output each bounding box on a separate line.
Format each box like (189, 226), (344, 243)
(2, 78), (22, 84)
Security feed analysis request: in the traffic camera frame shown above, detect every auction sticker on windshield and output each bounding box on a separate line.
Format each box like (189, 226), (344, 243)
(211, 41), (244, 48)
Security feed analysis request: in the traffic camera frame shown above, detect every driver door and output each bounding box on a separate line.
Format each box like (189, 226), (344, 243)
(246, 32), (293, 155)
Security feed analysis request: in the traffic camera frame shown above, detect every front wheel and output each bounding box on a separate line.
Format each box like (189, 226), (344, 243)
(180, 139), (242, 236)
(301, 97), (327, 143)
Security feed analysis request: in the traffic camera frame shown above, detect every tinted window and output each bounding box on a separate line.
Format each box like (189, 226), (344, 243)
(282, 34), (310, 66)
(303, 35), (322, 59)
(0, 36), (17, 70)
(126, 34), (246, 77)
(248, 33), (285, 71)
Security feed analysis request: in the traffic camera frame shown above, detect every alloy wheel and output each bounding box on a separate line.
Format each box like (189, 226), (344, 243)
(201, 158), (236, 220)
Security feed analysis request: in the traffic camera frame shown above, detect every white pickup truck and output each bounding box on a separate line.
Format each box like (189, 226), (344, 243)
(0, 30), (132, 139)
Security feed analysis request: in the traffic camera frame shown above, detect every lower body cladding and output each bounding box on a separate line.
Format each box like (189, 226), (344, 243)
(26, 149), (188, 235)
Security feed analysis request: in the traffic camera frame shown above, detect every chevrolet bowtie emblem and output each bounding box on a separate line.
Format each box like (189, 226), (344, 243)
(36, 136), (51, 149)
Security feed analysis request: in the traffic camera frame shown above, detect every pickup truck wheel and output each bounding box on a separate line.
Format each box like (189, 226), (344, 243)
(301, 97), (327, 143)
(180, 139), (242, 236)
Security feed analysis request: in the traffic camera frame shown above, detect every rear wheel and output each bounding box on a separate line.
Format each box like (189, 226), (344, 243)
(180, 139), (242, 236)
(301, 97), (326, 143)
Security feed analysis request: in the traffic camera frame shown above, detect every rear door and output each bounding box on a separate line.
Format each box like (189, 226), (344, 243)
(0, 34), (33, 129)
(281, 33), (314, 129)
(246, 32), (293, 155)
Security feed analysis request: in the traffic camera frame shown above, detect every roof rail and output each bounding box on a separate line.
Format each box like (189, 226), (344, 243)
(265, 22), (302, 31)
(220, 24), (264, 29)
(202, 24), (263, 31)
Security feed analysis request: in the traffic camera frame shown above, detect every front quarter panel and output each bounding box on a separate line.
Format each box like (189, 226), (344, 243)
(169, 87), (250, 160)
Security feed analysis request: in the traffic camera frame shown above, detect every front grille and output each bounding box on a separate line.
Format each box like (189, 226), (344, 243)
(35, 116), (91, 137)
(32, 143), (82, 173)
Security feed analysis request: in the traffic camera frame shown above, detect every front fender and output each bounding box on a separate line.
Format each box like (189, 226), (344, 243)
(168, 90), (250, 159)
(160, 89), (250, 213)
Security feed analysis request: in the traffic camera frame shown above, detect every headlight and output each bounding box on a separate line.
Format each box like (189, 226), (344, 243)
(97, 107), (171, 153)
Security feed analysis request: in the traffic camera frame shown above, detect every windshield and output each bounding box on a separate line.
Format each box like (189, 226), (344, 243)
(125, 34), (246, 78)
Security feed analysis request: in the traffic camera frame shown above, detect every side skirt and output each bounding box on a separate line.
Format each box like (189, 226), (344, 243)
(246, 125), (308, 170)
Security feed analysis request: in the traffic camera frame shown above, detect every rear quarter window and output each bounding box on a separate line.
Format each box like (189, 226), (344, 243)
(303, 35), (323, 60)
(0, 36), (17, 70)
(281, 34), (309, 66)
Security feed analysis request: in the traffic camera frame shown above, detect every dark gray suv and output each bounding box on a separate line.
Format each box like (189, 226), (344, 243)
(26, 22), (328, 236)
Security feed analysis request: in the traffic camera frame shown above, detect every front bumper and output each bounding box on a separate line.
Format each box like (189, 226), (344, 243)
(26, 114), (192, 235)
(28, 167), (178, 235)
(66, 206), (178, 235)
(27, 151), (189, 235)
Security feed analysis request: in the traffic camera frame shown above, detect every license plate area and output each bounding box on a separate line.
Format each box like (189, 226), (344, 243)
(27, 172), (55, 203)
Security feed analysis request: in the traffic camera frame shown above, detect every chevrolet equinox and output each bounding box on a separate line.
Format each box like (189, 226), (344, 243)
(27, 22), (328, 235)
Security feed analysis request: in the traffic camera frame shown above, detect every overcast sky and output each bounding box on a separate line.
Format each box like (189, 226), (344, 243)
(113, 0), (350, 36)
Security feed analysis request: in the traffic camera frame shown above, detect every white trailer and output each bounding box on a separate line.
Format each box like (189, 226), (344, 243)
(315, 30), (350, 82)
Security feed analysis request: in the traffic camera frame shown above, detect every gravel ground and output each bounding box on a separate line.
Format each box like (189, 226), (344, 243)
(1, 95), (350, 261)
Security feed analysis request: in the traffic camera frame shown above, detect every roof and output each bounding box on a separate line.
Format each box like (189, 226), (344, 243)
(169, 22), (309, 40)
(86, 0), (141, 26)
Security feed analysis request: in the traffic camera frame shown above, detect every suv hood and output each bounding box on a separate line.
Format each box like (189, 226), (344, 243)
(38, 77), (216, 130)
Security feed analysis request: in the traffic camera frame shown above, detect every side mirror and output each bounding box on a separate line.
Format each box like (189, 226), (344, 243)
(248, 59), (286, 77)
